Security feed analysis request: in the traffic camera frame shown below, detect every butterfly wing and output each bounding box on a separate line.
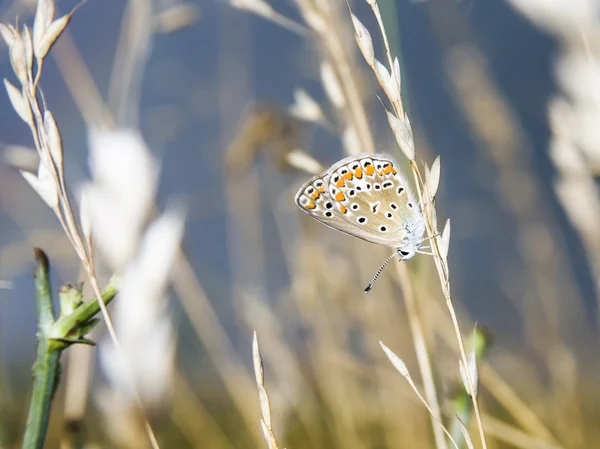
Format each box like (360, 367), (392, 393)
(325, 154), (424, 247)
(294, 169), (374, 242)
(295, 154), (425, 250)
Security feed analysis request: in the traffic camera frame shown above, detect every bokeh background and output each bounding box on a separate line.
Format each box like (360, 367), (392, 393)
(1, 0), (600, 447)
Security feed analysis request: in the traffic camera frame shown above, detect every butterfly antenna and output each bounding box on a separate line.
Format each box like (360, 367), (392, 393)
(364, 251), (399, 294)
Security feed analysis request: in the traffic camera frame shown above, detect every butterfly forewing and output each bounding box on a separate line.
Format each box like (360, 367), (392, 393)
(295, 154), (424, 249)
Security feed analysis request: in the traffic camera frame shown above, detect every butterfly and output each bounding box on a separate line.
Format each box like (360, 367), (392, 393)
(294, 153), (428, 292)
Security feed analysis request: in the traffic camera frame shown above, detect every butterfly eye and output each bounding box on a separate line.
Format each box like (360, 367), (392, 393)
(399, 250), (410, 256)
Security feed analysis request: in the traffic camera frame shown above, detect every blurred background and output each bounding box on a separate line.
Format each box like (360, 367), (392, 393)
(1, 0), (600, 447)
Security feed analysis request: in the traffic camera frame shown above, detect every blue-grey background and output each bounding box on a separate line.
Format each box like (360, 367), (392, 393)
(0, 0), (587, 373)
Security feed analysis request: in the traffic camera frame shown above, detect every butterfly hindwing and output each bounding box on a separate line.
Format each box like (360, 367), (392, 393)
(294, 170), (374, 240)
(295, 154), (425, 250)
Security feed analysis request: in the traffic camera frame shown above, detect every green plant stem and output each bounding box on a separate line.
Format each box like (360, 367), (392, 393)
(22, 249), (58, 449)
(33, 249), (55, 332)
(22, 339), (60, 449)
(51, 276), (118, 339)
(22, 250), (119, 449)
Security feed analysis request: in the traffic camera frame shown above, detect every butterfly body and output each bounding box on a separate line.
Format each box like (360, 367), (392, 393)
(295, 153), (425, 259)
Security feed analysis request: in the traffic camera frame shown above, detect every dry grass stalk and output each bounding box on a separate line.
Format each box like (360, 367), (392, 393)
(305, 3), (449, 444)
(1, 1), (163, 446)
(393, 258), (447, 449)
(230, 0), (449, 447)
(1, 1), (120, 354)
(347, 2), (488, 448)
(262, 0), (376, 156)
(379, 342), (461, 449)
(437, 14), (589, 442)
(253, 332), (283, 449)
(26, 2), (271, 444)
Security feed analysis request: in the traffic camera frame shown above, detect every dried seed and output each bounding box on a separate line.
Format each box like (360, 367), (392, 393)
(428, 156), (441, 199)
(351, 14), (374, 67)
(33, 0), (55, 57)
(44, 111), (63, 168)
(21, 167), (58, 210)
(0, 23), (17, 51)
(10, 32), (29, 86)
(22, 26), (34, 75)
(380, 341), (410, 377)
(440, 218), (451, 260)
(36, 14), (72, 60)
(4, 79), (32, 125)
(385, 109), (415, 160)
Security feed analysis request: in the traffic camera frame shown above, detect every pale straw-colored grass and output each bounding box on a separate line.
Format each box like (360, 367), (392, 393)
(229, 0), (479, 448)
(0, 1), (191, 447)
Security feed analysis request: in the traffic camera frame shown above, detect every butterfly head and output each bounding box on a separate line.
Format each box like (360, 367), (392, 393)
(398, 248), (418, 260)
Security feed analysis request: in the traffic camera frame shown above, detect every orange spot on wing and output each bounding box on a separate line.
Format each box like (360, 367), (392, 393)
(391, 168), (397, 175)
(383, 165), (392, 174)
(306, 201), (316, 210)
(343, 172), (353, 180)
(377, 171), (383, 176)
(336, 178), (345, 188)
(310, 191), (320, 200)
(339, 205), (347, 214)
(354, 167), (363, 179)
(365, 165), (375, 175)
(318, 186), (326, 193)
(335, 191), (345, 202)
